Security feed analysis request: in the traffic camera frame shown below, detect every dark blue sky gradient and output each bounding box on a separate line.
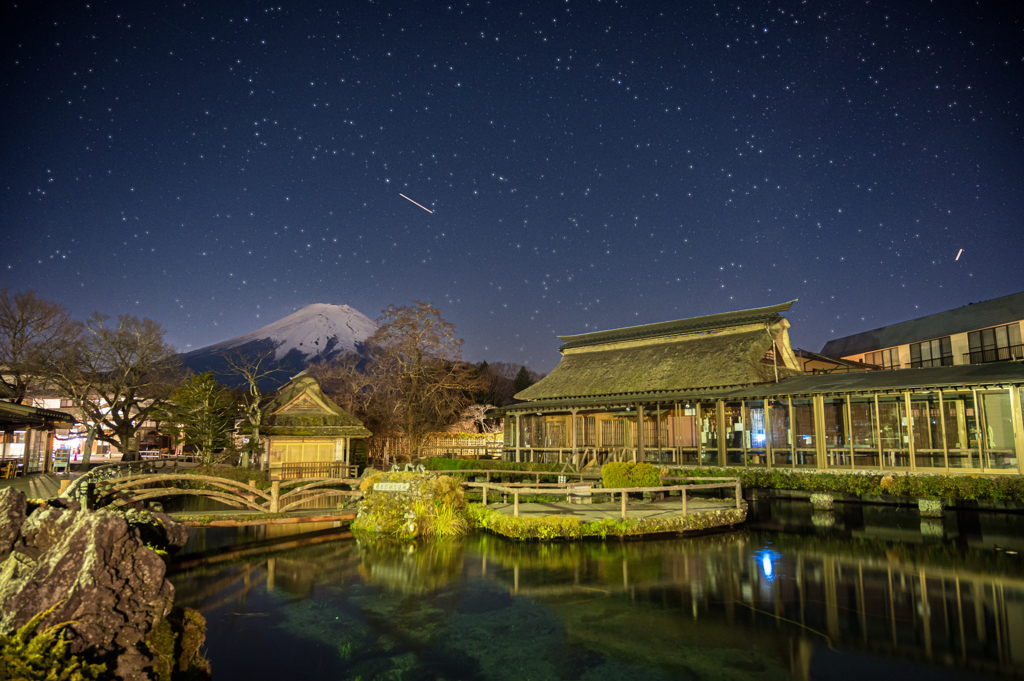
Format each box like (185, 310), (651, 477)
(3, 1), (1022, 372)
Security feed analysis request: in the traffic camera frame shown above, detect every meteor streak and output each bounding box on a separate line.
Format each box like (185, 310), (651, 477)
(400, 194), (433, 213)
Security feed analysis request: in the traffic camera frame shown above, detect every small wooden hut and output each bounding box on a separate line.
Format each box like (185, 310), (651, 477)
(262, 372), (371, 479)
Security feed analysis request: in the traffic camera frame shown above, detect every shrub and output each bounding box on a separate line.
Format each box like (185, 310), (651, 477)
(602, 462), (661, 489)
(0, 602), (106, 681)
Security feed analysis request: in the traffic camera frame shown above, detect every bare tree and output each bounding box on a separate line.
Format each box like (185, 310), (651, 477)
(48, 313), (181, 463)
(310, 351), (403, 441)
(0, 288), (78, 403)
(366, 301), (488, 454)
(224, 350), (283, 468)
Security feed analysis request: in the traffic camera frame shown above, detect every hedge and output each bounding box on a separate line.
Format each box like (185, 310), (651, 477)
(669, 467), (1024, 503)
(601, 462), (661, 489)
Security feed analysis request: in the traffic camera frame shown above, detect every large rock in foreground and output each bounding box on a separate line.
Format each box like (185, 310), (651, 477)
(0, 487), (190, 678)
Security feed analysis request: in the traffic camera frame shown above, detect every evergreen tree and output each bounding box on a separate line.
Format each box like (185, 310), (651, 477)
(166, 372), (236, 465)
(513, 365), (535, 395)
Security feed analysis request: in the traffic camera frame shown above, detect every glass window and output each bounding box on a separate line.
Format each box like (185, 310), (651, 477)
(942, 392), (980, 469)
(866, 348), (900, 369)
(745, 401), (767, 466)
(967, 323), (1024, 364)
(877, 396), (910, 468)
(724, 403), (744, 466)
(792, 399), (817, 467)
(981, 392), (1017, 470)
(700, 403), (719, 465)
(849, 398), (879, 468)
(823, 398), (850, 467)
(911, 394), (945, 469)
(768, 400), (791, 467)
(910, 337), (953, 368)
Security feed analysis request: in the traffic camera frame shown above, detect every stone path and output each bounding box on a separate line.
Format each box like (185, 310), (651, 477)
(0, 473), (80, 498)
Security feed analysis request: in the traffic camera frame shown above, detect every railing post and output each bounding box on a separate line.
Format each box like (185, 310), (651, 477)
(270, 481), (281, 513)
(681, 488), (687, 516)
(735, 482), (742, 509)
(482, 484), (488, 507)
(514, 491), (519, 517)
(621, 491), (627, 519)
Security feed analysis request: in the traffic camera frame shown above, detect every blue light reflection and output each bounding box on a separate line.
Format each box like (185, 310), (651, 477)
(753, 548), (782, 582)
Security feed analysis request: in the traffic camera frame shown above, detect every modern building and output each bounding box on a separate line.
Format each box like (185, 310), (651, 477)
(262, 371), (371, 479)
(492, 300), (1024, 475)
(821, 291), (1024, 370)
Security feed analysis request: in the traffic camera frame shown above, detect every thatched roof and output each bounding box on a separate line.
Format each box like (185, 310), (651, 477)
(557, 300), (796, 350)
(262, 372), (371, 438)
(516, 320), (800, 402)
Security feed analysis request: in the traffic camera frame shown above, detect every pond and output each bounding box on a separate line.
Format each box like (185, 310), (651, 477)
(168, 500), (1024, 680)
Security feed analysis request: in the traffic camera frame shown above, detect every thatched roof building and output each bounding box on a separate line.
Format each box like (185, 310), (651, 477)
(262, 372), (370, 478)
(516, 300), (802, 403)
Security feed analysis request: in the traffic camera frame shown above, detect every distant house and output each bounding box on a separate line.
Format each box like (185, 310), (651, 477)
(261, 372), (371, 480)
(821, 291), (1024, 369)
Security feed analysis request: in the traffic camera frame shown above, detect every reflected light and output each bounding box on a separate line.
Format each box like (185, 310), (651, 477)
(754, 549), (781, 582)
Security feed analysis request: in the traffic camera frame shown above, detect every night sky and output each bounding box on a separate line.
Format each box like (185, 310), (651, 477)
(3, 1), (1022, 372)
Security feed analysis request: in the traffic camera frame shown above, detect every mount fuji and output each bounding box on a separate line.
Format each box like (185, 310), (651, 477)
(181, 304), (377, 387)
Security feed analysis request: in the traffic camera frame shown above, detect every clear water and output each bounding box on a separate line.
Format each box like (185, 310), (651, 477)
(168, 500), (1024, 680)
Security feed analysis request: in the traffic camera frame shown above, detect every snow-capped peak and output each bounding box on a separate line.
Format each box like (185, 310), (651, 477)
(192, 303), (377, 360)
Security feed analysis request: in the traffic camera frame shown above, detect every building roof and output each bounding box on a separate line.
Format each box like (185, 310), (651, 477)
(794, 348), (878, 371)
(730, 361), (1024, 398)
(515, 322), (797, 402)
(490, 362), (1024, 416)
(557, 300), (797, 351)
(820, 291), (1024, 357)
(262, 372), (371, 437)
(0, 400), (76, 429)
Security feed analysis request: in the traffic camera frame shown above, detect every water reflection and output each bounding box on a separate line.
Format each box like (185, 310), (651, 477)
(170, 502), (1024, 680)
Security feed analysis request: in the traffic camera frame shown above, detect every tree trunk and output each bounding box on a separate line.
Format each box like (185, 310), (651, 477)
(81, 423), (96, 470)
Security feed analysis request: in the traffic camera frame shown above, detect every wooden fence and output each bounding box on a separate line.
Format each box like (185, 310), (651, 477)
(465, 478), (743, 520)
(368, 434), (503, 463)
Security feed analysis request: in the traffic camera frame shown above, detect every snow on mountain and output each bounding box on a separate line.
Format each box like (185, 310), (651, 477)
(186, 304), (377, 361)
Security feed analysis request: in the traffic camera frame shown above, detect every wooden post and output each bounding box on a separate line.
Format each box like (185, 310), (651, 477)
(735, 482), (742, 509)
(621, 490), (627, 519)
(514, 491), (519, 517)
(58, 479), (72, 496)
(248, 479), (257, 505)
(482, 484), (488, 506)
(270, 480), (281, 513)
(681, 488), (688, 516)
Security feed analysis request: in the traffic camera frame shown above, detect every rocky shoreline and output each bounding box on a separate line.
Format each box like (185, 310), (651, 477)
(0, 487), (208, 679)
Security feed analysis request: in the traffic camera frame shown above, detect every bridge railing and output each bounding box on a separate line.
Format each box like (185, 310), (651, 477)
(63, 458), (195, 503)
(89, 473), (364, 514)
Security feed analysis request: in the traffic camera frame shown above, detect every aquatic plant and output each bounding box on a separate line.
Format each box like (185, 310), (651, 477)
(142, 607), (211, 680)
(465, 504), (744, 541)
(0, 602), (106, 681)
(353, 472), (471, 538)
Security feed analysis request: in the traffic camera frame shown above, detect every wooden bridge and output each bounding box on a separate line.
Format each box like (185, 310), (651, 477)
(95, 475), (362, 513)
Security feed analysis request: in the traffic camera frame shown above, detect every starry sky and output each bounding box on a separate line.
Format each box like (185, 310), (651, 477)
(3, 1), (1023, 372)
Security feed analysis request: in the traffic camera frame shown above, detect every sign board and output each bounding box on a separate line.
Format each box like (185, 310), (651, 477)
(127, 437), (139, 453)
(374, 482), (410, 492)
